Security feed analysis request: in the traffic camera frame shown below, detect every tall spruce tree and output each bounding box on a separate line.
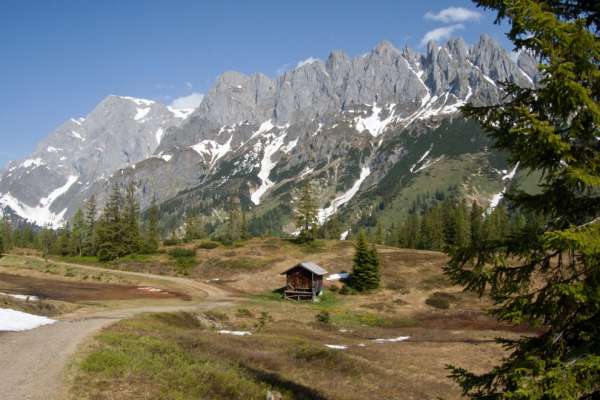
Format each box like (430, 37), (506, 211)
(96, 183), (127, 261)
(349, 231), (380, 292)
(445, 1), (600, 398)
(470, 200), (483, 245)
(295, 181), (318, 242)
(70, 209), (85, 256)
(82, 195), (97, 256)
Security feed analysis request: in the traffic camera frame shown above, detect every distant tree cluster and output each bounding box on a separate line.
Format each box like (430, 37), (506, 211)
(1, 182), (160, 262)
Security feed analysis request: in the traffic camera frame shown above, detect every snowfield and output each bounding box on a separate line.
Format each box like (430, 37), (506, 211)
(0, 308), (56, 332)
(318, 165), (371, 223)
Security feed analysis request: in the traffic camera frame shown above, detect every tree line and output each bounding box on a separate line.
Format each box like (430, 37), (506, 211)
(0, 182), (160, 261)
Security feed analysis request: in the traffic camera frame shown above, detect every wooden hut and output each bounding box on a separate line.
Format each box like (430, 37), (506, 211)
(281, 262), (328, 300)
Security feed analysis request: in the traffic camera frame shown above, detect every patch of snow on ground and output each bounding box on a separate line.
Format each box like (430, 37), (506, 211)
(354, 104), (395, 137)
(0, 292), (39, 301)
(134, 107), (151, 121)
(219, 330), (252, 336)
(0, 308), (55, 332)
(318, 165), (371, 223)
(325, 344), (348, 350)
(137, 287), (163, 293)
(250, 132), (287, 205)
(372, 336), (410, 343)
(326, 272), (349, 281)
(339, 230), (349, 240)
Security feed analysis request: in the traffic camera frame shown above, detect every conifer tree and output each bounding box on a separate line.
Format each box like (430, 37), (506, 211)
(38, 226), (54, 259)
(82, 195), (97, 256)
(1, 218), (11, 251)
(349, 231), (380, 292)
(295, 181), (318, 242)
(123, 181), (142, 254)
(96, 183), (127, 261)
(55, 223), (71, 256)
(0, 228), (4, 257)
(144, 198), (160, 253)
(446, 1), (600, 397)
(470, 200), (483, 245)
(70, 209), (85, 256)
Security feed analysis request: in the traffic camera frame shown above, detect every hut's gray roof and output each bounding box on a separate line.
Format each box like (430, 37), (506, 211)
(282, 262), (328, 276)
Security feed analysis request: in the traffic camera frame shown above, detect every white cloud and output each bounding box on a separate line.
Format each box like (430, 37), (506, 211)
(169, 92), (204, 110)
(185, 81), (193, 90)
(425, 7), (481, 23)
(420, 24), (465, 46)
(296, 57), (319, 68)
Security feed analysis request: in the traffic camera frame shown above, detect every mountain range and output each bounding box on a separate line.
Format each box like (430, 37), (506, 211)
(0, 34), (538, 236)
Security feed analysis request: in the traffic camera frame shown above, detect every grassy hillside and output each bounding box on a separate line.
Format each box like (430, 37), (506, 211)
(68, 238), (532, 400)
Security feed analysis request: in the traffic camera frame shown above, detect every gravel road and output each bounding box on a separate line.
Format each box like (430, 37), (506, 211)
(0, 256), (233, 400)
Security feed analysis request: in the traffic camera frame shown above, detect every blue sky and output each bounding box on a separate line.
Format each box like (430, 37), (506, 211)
(0, 0), (512, 167)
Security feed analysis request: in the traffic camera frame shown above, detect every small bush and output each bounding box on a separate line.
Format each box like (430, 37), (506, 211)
(196, 241), (220, 250)
(315, 310), (331, 324)
(168, 248), (196, 258)
(339, 285), (357, 295)
(425, 292), (459, 309)
(163, 239), (182, 246)
(329, 284), (340, 293)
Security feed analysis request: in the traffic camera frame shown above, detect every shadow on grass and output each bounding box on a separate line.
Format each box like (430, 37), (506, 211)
(244, 365), (329, 400)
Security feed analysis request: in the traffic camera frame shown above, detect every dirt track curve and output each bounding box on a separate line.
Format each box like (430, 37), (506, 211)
(0, 256), (234, 400)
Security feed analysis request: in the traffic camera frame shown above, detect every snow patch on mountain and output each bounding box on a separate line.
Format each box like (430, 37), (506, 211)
(118, 96), (155, 106)
(354, 104), (395, 137)
(155, 128), (165, 144)
(20, 158), (44, 169)
(191, 136), (233, 167)
(134, 107), (151, 121)
(318, 165), (371, 223)
(250, 132), (287, 205)
(0, 175), (78, 227)
(410, 144), (433, 173)
(167, 106), (194, 120)
(488, 163), (519, 212)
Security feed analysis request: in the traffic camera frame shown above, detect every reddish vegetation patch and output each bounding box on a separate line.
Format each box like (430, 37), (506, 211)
(0, 273), (190, 302)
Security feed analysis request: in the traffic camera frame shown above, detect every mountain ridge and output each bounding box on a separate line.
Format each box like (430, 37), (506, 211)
(0, 35), (536, 232)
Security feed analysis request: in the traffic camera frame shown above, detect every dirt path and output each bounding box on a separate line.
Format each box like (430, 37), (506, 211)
(0, 256), (236, 400)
